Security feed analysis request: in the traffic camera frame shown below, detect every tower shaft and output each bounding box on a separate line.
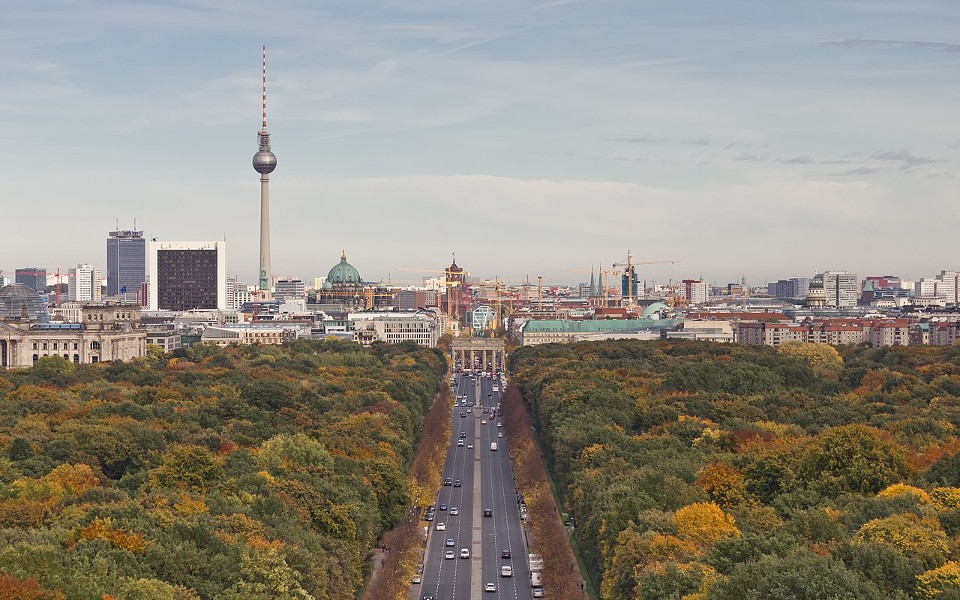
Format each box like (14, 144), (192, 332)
(259, 173), (271, 291)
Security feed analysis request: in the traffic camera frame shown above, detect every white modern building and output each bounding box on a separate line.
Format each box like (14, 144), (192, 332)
(200, 322), (307, 347)
(349, 310), (439, 347)
(148, 241), (226, 311)
(68, 264), (102, 302)
(822, 271), (859, 308)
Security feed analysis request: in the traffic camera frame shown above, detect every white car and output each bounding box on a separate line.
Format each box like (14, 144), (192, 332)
(460, 548), (470, 559)
(450, 507), (460, 516)
(436, 522), (446, 531)
(467, 444), (474, 449)
(481, 420), (487, 425)
(485, 582), (496, 592)
(498, 432), (503, 438)
(445, 550), (455, 559)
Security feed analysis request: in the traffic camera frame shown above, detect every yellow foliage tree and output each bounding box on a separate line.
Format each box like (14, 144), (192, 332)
(674, 502), (740, 549)
(931, 487), (960, 511)
(878, 483), (932, 505)
(778, 341), (843, 376)
(694, 463), (748, 507)
(853, 513), (949, 566)
(916, 561), (960, 599)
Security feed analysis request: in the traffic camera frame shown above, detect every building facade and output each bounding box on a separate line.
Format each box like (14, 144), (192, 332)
(274, 278), (305, 303)
(350, 311), (439, 347)
(15, 268), (47, 293)
(148, 241), (226, 311)
(822, 271), (859, 307)
(68, 264), (102, 302)
(0, 299), (145, 368)
(107, 229), (146, 300)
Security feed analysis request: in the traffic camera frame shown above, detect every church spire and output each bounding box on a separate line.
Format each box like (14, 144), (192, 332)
(589, 265), (596, 296)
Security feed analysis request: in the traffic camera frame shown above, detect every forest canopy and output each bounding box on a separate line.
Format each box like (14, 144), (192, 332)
(509, 340), (960, 600)
(0, 339), (445, 599)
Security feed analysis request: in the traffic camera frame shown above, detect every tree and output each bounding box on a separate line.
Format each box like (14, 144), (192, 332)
(916, 562), (960, 599)
(707, 550), (888, 600)
(695, 463), (748, 507)
(852, 513), (949, 568)
(674, 502), (740, 549)
(795, 425), (909, 496)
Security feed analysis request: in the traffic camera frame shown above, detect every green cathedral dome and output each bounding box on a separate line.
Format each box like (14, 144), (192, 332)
(327, 250), (361, 285)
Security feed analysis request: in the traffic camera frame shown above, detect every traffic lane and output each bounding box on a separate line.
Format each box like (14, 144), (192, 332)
(420, 383), (476, 598)
(445, 388), (478, 598)
(492, 426), (531, 600)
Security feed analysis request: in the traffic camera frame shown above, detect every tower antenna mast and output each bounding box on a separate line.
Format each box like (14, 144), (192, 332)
(252, 45), (277, 292)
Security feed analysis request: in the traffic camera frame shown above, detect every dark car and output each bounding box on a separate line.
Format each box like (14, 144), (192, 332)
(501, 549), (512, 559)
(454, 479), (462, 487)
(459, 432), (466, 438)
(483, 508), (492, 517)
(443, 478), (452, 486)
(439, 503), (447, 511)
(460, 412), (466, 417)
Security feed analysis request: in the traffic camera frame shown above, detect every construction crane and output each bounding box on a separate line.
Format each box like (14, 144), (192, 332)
(612, 251), (682, 306)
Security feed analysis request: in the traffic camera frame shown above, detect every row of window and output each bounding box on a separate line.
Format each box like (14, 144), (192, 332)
(31, 341), (100, 351)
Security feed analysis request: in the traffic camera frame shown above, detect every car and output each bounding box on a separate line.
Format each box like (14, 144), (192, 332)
(412, 575), (422, 584)
(497, 422), (502, 428)
(454, 479), (461, 487)
(483, 508), (492, 517)
(501, 549), (512, 559)
(467, 444), (473, 449)
(443, 478), (452, 486)
(467, 408), (473, 413)
(459, 432), (466, 438)
(458, 440), (464, 447)
(445, 538), (455, 547)
(533, 589), (544, 598)
(436, 522), (445, 531)
(498, 432), (503, 438)
(439, 503), (447, 511)
(501, 565), (513, 577)
(460, 548), (470, 559)
(422, 594), (435, 600)
(485, 582), (496, 592)
(445, 550), (455, 560)
(481, 420), (487, 425)
(450, 507), (459, 515)
(425, 513), (434, 521)
(460, 412), (466, 417)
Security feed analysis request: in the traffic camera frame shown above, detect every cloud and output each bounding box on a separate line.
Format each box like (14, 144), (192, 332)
(824, 39), (960, 53)
(610, 135), (711, 146)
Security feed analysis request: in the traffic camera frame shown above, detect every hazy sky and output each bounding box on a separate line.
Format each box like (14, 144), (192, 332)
(3, 0), (958, 288)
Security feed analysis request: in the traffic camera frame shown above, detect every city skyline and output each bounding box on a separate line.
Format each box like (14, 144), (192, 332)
(2, 1), (957, 284)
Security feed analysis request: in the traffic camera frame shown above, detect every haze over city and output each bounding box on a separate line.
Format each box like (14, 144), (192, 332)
(3, 0), (958, 285)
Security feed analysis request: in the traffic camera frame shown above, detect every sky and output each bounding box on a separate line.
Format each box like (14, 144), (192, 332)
(2, 0), (958, 288)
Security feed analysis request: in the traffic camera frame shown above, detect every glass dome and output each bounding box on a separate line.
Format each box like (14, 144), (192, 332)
(0, 284), (49, 323)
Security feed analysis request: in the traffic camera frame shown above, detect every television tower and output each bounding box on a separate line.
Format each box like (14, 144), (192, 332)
(252, 45), (277, 291)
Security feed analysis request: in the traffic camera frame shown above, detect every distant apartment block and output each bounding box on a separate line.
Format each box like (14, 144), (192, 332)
(768, 277), (810, 299)
(15, 268), (47, 292)
(274, 278), (305, 303)
(822, 271), (859, 308)
(680, 279), (708, 304)
(917, 271), (960, 305)
(148, 241), (226, 311)
(735, 318), (911, 348)
(68, 264), (102, 303)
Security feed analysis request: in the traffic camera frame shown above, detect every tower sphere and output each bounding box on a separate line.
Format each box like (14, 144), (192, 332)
(253, 149), (277, 174)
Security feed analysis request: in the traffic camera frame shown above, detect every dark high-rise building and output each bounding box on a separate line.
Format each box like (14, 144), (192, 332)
(148, 241), (226, 311)
(107, 230), (146, 300)
(15, 268), (46, 292)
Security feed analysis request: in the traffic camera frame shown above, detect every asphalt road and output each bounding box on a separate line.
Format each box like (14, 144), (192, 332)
(413, 372), (534, 600)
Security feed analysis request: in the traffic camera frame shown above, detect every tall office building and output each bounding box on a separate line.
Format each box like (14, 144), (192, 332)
(680, 279), (708, 304)
(274, 278), (305, 303)
(822, 271), (859, 307)
(148, 241), (226, 311)
(107, 229), (146, 301)
(15, 268), (47, 292)
(68, 264), (102, 302)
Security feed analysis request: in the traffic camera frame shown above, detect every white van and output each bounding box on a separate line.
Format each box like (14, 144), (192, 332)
(490, 442), (498, 451)
(501, 565), (513, 577)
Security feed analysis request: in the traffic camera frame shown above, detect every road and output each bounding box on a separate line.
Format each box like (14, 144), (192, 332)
(413, 372), (534, 600)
